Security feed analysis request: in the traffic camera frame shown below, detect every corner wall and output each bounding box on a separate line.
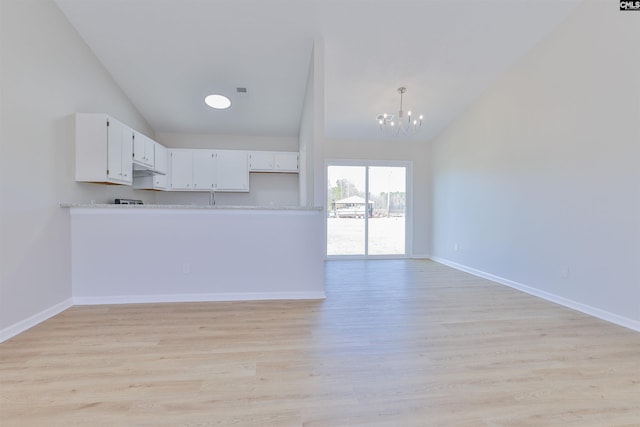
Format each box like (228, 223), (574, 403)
(298, 45), (316, 207)
(430, 0), (640, 328)
(0, 0), (154, 339)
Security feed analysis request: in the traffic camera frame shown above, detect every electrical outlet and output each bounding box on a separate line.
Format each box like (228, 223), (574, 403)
(453, 243), (459, 252)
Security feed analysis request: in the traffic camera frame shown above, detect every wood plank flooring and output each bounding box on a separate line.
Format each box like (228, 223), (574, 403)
(1, 260), (639, 426)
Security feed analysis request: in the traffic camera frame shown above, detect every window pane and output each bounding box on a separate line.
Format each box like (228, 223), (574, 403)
(368, 166), (406, 255)
(326, 166), (366, 256)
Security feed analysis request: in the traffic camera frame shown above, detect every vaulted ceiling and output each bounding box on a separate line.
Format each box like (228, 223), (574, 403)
(54, 0), (582, 142)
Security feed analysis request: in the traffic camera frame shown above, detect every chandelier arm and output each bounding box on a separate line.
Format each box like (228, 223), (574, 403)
(377, 86), (422, 136)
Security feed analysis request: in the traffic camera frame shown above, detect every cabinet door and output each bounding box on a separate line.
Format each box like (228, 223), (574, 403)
(274, 152), (299, 172)
(144, 137), (155, 167)
(132, 132), (145, 165)
(192, 150), (216, 190)
(216, 150), (249, 192)
(154, 143), (168, 175)
(106, 119), (124, 181)
(248, 151), (274, 171)
(133, 133), (155, 167)
(154, 173), (167, 190)
(120, 127), (133, 184)
(106, 118), (132, 184)
(170, 150), (193, 189)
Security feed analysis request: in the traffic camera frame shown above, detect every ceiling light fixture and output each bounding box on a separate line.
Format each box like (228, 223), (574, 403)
(205, 94), (231, 109)
(377, 87), (423, 135)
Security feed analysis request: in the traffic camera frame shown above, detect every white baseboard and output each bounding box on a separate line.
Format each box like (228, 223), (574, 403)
(0, 298), (73, 343)
(73, 291), (326, 306)
(411, 253), (431, 259)
(431, 256), (640, 333)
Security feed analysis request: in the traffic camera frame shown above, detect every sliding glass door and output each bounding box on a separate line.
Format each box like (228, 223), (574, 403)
(326, 161), (410, 258)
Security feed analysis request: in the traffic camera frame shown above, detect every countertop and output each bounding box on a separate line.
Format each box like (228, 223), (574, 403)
(60, 203), (322, 211)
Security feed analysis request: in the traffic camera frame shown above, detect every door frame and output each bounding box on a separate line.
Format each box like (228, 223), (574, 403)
(325, 159), (413, 259)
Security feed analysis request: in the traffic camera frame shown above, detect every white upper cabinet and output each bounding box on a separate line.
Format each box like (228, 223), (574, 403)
(132, 172), (167, 191)
(216, 150), (249, 192)
(192, 150), (217, 190)
(274, 152), (299, 172)
(132, 143), (168, 191)
(248, 151), (299, 173)
(168, 149), (249, 192)
(169, 149), (217, 190)
(169, 149), (194, 190)
(248, 151), (274, 171)
(132, 131), (155, 168)
(75, 115), (292, 193)
(153, 143), (168, 175)
(76, 113), (133, 185)
(131, 138), (169, 190)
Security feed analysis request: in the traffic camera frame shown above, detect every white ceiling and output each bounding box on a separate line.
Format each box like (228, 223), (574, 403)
(54, 0), (582, 142)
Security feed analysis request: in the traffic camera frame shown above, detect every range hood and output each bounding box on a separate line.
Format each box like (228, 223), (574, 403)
(133, 161), (166, 177)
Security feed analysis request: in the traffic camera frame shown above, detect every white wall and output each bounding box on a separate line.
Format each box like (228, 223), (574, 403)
(154, 133), (300, 207)
(430, 0), (640, 327)
(0, 0), (155, 336)
(311, 41), (326, 209)
(70, 208), (325, 303)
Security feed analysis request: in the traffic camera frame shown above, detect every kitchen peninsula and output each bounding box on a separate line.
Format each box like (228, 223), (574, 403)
(64, 204), (325, 304)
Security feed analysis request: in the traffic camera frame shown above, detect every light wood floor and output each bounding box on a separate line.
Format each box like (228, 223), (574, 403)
(1, 260), (639, 426)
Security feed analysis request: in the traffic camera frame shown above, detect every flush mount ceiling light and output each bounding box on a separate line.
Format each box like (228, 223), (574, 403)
(204, 94), (231, 109)
(377, 87), (423, 135)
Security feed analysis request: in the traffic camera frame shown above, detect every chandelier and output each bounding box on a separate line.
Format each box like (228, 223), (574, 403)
(377, 87), (423, 135)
